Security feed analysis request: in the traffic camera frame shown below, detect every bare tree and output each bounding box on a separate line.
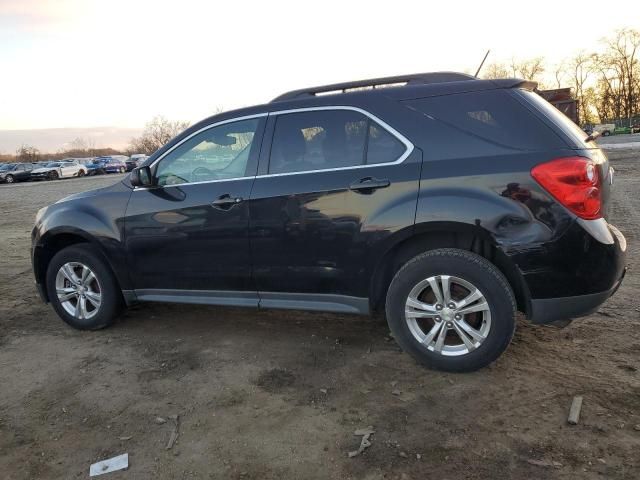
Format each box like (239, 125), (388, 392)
(63, 137), (98, 157)
(129, 116), (191, 155)
(552, 61), (567, 89)
(566, 52), (596, 124)
(15, 144), (40, 163)
(509, 57), (546, 86)
(482, 62), (510, 79)
(597, 28), (640, 124)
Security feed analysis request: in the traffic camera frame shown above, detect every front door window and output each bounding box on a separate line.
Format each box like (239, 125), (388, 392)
(155, 119), (261, 186)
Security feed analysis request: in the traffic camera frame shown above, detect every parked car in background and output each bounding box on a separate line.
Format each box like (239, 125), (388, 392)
(32, 72), (626, 372)
(0, 162), (34, 183)
(632, 123), (640, 134)
(85, 158), (108, 176)
(593, 123), (615, 136)
(126, 154), (148, 171)
(614, 126), (631, 135)
(95, 156), (128, 174)
(30, 160), (88, 180)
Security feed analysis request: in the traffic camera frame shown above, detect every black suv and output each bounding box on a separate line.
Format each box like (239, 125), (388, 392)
(32, 73), (627, 372)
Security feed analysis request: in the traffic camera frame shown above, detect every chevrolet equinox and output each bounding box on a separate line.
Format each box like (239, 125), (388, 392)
(32, 72), (627, 372)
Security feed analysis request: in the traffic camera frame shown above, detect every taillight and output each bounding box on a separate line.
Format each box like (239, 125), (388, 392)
(531, 156), (602, 220)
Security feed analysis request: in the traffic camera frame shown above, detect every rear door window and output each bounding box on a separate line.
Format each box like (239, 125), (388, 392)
(366, 122), (406, 164)
(268, 109), (408, 174)
(268, 110), (367, 174)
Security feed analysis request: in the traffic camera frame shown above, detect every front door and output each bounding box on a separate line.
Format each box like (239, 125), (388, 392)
(124, 116), (265, 300)
(249, 107), (421, 309)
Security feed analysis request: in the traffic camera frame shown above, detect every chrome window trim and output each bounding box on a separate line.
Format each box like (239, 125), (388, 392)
(137, 105), (413, 191)
(133, 176), (254, 191)
(135, 113), (267, 191)
(260, 105), (414, 178)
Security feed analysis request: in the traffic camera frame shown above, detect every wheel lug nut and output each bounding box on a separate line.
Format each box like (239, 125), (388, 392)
(455, 314), (461, 320)
(435, 316), (441, 322)
(436, 304), (443, 310)
(447, 322), (453, 327)
(448, 303), (456, 309)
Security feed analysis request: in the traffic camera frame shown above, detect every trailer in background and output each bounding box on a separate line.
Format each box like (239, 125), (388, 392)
(538, 88), (578, 124)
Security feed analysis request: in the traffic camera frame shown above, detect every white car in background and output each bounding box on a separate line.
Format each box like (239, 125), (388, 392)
(30, 160), (88, 181)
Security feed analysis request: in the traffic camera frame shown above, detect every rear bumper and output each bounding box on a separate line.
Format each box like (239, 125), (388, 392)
(530, 267), (625, 324)
(527, 222), (626, 324)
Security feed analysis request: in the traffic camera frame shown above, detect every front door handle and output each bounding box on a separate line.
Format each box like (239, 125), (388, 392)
(349, 177), (391, 193)
(211, 194), (243, 210)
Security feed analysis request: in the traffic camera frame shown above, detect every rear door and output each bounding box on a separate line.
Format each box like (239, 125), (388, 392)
(248, 107), (421, 310)
(60, 162), (76, 177)
(124, 116), (266, 299)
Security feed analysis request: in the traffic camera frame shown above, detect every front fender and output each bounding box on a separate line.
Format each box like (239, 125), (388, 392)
(33, 183), (133, 291)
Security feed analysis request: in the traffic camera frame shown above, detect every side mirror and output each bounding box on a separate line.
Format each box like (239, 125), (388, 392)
(130, 166), (153, 187)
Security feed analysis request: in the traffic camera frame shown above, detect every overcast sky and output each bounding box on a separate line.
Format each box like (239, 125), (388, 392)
(1, 0), (638, 131)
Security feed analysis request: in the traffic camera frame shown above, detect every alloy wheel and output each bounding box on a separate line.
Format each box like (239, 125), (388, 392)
(55, 262), (102, 320)
(404, 275), (491, 356)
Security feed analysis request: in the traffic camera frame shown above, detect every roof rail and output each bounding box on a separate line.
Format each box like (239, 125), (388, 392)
(271, 72), (476, 102)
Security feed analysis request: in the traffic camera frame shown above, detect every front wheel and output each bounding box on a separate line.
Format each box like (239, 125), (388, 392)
(119, 167), (125, 173)
(77, 169), (85, 177)
(46, 244), (123, 330)
(385, 248), (516, 372)
(49, 170), (59, 180)
(5, 174), (14, 183)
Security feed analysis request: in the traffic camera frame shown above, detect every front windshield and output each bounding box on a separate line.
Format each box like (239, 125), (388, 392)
(46, 162), (61, 167)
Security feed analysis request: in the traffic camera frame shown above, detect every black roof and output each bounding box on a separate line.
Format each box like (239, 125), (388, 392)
(271, 72), (536, 103)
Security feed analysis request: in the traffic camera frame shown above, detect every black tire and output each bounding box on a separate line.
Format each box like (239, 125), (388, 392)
(49, 170), (59, 180)
(385, 248), (516, 372)
(77, 169), (85, 177)
(46, 244), (123, 330)
(5, 174), (14, 183)
(602, 130), (611, 137)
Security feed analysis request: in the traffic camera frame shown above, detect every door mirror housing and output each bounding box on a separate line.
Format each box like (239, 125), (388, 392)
(130, 166), (153, 187)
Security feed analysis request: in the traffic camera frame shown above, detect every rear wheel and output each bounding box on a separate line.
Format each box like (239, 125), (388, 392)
(77, 169), (85, 177)
(49, 170), (59, 180)
(385, 248), (516, 372)
(119, 167), (125, 173)
(46, 244), (123, 330)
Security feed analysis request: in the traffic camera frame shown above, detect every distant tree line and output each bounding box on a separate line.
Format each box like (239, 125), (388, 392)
(0, 116), (192, 163)
(483, 28), (640, 125)
(0, 142), (125, 164)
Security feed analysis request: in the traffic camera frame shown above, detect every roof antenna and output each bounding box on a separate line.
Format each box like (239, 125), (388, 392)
(474, 49), (491, 78)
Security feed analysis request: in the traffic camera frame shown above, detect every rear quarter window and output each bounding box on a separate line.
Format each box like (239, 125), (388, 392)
(403, 90), (567, 154)
(513, 89), (595, 149)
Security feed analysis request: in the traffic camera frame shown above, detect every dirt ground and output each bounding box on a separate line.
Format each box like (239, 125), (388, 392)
(0, 153), (638, 480)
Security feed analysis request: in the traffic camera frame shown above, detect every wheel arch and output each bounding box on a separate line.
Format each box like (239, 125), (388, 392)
(34, 228), (122, 302)
(369, 221), (531, 317)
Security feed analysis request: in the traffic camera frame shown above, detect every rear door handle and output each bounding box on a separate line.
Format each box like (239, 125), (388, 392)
(349, 177), (391, 193)
(211, 194), (243, 210)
